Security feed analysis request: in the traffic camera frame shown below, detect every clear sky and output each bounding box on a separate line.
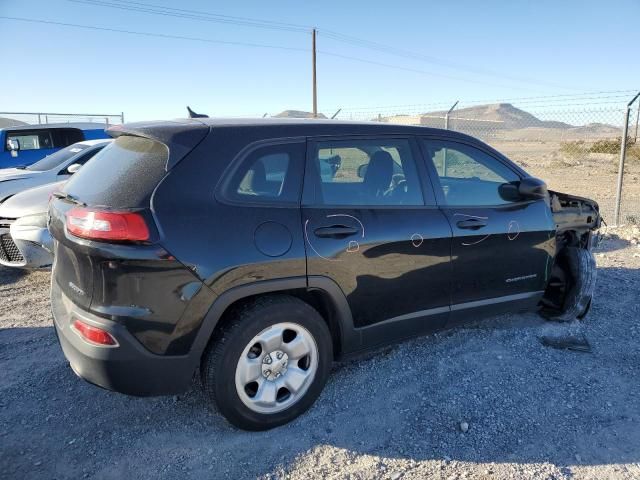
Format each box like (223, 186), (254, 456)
(1, 0), (638, 121)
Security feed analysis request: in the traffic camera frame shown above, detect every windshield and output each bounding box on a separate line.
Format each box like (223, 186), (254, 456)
(26, 144), (90, 172)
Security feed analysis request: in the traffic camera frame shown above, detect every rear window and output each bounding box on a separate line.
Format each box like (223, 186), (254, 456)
(63, 136), (169, 208)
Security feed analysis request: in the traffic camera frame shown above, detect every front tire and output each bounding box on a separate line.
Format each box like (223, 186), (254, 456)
(541, 247), (597, 322)
(201, 295), (333, 430)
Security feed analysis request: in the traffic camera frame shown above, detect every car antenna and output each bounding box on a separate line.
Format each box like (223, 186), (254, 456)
(187, 106), (209, 119)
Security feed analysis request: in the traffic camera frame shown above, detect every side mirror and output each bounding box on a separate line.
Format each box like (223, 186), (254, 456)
(518, 177), (548, 200)
(357, 164), (368, 178)
(7, 138), (20, 157)
(7, 138), (20, 151)
(498, 177), (548, 202)
(66, 163), (82, 174)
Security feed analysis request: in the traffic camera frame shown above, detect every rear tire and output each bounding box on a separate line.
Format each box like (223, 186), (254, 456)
(200, 295), (333, 431)
(541, 247), (597, 322)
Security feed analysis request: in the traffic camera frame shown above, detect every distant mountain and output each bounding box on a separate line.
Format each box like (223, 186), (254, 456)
(380, 103), (574, 129)
(0, 117), (27, 128)
(378, 103), (622, 139)
(422, 103), (572, 129)
(567, 122), (621, 137)
(274, 110), (327, 119)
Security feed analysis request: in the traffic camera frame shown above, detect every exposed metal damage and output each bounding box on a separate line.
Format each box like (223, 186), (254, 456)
(550, 190), (601, 251)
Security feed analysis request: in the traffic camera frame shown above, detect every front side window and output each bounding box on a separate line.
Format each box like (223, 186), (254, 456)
(73, 146), (104, 166)
(6, 130), (53, 151)
(424, 139), (520, 206)
(224, 143), (304, 204)
(26, 143), (90, 171)
(55, 146), (104, 175)
(310, 139), (423, 206)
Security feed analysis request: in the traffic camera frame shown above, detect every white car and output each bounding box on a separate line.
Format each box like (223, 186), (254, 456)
(0, 139), (112, 202)
(0, 181), (64, 268)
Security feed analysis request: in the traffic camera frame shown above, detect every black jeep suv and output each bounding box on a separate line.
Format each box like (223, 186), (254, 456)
(49, 118), (600, 430)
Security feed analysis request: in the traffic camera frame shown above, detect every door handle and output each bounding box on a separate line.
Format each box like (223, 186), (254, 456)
(456, 218), (487, 230)
(314, 225), (359, 238)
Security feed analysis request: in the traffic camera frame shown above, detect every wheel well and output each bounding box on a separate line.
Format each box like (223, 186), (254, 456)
(556, 229), (591, 252)
(211, 288), (343, 359)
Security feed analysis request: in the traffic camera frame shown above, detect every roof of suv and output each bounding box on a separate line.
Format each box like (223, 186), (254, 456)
(109, 117), (469, 138)
(107, 117), (487, 170)
(75, 139), (113, 147)
(198, 117), (443, 131)
(1, 122), (108, 132)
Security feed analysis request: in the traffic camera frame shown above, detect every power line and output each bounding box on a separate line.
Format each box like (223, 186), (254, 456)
(70, 0), (311, 32)
(318, 30), (575, 91)
(69, 0), (581, 91)
(316, 50), (548, 92)
(0, 15), (545, 91)
(0, 13), (547, 92)
(0, 16), (309, 52)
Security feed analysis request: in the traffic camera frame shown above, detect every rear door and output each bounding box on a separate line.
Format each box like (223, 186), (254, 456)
(420, 137), (555, 319)
(302, 136), (452, 341)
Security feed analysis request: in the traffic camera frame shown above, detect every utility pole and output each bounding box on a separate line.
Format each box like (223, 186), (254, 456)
(614, 91), (640, 225)
(312, 28), (317, 118)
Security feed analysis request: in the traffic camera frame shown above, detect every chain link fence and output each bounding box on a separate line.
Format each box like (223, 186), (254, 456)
(0, 111), (124, 128)
(337, 92), (640, 224)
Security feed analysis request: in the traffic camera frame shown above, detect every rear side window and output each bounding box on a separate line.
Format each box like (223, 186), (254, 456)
(51, 128), (84, 148)
(63, 136), (168, 208)
(222, 142), (305, 205)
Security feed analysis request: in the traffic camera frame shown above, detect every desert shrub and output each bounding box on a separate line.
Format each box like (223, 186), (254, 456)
(625, 214), (639, 225)
(589, 138), (621, 155)
(589, 137), (640, 161)
(585, 137), (640, 167)
(626, 144), (640, 162)
(559, 140), (587, 157)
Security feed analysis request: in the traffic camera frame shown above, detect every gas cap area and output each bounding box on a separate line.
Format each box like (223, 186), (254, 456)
(254, 222), (293, 257)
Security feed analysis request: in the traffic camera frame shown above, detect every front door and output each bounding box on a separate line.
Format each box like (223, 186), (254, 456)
(302, 136), (452, 345)
(420, 137), (555, 320)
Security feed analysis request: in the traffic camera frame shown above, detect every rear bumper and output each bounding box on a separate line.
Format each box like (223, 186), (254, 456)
(51, 280), (196, 396)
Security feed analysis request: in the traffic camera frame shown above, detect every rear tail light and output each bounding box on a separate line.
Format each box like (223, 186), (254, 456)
(72, 319), (117, 346)
(66, 207), (149, 242)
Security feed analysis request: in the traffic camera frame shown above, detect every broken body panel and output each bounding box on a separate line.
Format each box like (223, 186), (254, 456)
(550, 190), (601, 249)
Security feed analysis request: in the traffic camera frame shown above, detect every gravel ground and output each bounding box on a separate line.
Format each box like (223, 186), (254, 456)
(1, 226), (639, 480)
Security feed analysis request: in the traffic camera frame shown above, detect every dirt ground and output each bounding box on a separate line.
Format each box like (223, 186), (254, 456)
(1, 226), (640, 480)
